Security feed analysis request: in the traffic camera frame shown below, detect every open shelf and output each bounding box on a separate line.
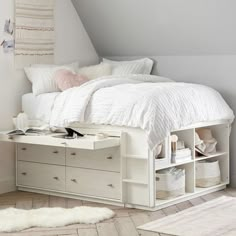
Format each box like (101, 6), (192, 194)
(154, 122), (230, 209)
(155, 159), (194, 171)
(195, 151), (227, 161)
(195, 182), (229, 194)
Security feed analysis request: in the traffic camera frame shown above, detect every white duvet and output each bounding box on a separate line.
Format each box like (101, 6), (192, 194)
(50, 75), (234, 150)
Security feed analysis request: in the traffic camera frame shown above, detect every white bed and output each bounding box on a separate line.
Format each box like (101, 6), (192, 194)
(17, 75), (234, 210)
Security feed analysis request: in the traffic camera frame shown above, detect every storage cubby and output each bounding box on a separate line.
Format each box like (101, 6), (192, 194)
(170, 128), (194, 164)
(155, 122), (230, 209)
(155, 162), (194, 203)
(195, 124), (229, 159)
(171, 128), (195, 155)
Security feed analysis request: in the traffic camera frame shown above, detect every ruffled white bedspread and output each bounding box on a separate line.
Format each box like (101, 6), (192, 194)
(50, 75), (234, 150)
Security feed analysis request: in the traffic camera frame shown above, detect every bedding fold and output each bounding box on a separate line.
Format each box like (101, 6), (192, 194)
(50, 75), (234, 150)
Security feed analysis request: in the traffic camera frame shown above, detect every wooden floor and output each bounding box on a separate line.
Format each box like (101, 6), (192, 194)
(0, 188), (235, 236)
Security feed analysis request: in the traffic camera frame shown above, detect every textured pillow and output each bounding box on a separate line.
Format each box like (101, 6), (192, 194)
(54, 69), (89, 91)
(77, 63), (112, 80)
(24, 64), (77, 95)
(102, 58), (154, 75)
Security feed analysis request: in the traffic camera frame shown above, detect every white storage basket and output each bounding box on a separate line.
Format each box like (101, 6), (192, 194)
(196, 160), (221, 188)
(156, 168), (185, 200)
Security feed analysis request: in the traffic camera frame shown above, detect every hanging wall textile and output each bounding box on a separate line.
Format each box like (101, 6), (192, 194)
(15, 0), (55, 68)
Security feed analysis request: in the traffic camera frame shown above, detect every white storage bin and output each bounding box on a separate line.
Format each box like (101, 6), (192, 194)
(156, 168), (185, 199)
(196, 160), (221, 188)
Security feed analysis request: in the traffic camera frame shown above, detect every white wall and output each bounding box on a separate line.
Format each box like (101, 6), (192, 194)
(55, 0), (99, 66)
(72, 0), (236, 57)
(0, 0), (98, 194)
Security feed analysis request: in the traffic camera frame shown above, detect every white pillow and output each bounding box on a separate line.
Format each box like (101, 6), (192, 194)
(24, 63), (77, 96)
(77, 63), (112, 80)
(102, 58), (154, 75)
(30, 61), (79, 71)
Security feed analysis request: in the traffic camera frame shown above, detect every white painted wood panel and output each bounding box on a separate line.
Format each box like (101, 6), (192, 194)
(18, 144), (65, 165)
(0, 133), (120, 150)
(66, 167), (121, 200)
(66, 147), (120, 172)
(17, 161), (65, 191)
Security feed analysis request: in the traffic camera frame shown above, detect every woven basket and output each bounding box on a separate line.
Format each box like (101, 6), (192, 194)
(156, 169), (185, 199)
(196, 160), (221, 188)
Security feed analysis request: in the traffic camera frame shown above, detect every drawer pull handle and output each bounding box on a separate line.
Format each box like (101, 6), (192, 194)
(71, 179), (77, 183)
(156, 177), (160, 181)
(21, 148), (27, 151)
(53, 177), (59, 180)
(53, 151), (59, 154)
(21, 172), (27, 176)
(106, 156), (113, 160)
(61, 142), (67, 145)
(8, 136), (13, 140)
(71, 153), (76, 156)
(107, 184), (114, 188)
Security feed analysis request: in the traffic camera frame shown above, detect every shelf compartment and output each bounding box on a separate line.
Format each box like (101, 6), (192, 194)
(155, 162), (195, 204)
(195, 154), (229, 185)
(195, 124), (229, 154)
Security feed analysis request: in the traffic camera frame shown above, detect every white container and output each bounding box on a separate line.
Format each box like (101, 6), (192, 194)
(196, 160), (221, 188)
(155, 139), (170, 169)
(156, 168), (185, 199)
(16, 112), (29, 130)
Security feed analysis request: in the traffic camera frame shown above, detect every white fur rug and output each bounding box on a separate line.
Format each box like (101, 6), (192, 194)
(138, 196), (236, 236)
(0, 206), (114, 232)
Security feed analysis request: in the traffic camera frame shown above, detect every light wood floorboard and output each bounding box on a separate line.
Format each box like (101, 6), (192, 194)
(0, 189), (235, 236)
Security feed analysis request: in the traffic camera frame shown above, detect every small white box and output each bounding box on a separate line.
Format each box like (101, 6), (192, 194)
(155, 138), (170, 168)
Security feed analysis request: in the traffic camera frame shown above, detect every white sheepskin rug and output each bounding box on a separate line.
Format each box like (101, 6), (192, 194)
(0, 206), (115, 232)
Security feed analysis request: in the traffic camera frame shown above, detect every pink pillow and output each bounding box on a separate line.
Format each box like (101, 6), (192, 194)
(54, 69), (89, 91)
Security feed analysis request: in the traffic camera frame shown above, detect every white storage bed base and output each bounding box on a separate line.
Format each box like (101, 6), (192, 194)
(0, 119), (230, 211)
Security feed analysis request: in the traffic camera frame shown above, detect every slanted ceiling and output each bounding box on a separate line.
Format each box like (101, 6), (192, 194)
(72, 0), (236, 57)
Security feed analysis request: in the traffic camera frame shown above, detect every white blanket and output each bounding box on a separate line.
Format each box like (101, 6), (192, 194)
(50, 75), (234, 150)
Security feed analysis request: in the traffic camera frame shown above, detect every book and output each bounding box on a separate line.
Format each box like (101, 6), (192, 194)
(7, 128), (50, 136)
(172, 148), (191, 158)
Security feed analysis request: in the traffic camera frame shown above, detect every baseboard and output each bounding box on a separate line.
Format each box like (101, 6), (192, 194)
(0, 178), (16, 194)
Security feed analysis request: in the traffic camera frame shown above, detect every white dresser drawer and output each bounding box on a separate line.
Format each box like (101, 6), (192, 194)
(66, 147), (120, 172)
(17, 161), (65, 191)
(17, 144), (65, 165)
(66, 167), (121, 200)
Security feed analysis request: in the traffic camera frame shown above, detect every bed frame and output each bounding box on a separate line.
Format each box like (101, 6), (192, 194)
(0, 119), (230, 211)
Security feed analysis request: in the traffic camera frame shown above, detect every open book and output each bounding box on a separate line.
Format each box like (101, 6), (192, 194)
(7, 128), (50, 136)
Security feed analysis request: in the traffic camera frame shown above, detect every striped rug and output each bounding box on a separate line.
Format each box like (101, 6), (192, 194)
(138, 196), (236, 236)
(15, 0), (55, 68)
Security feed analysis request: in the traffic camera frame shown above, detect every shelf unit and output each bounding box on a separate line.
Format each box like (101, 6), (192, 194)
(0, 121), (231, 211)
(155, 122), (230, 209)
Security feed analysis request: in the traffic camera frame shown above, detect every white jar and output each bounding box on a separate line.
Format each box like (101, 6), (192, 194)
(16, 112), (29, 130)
